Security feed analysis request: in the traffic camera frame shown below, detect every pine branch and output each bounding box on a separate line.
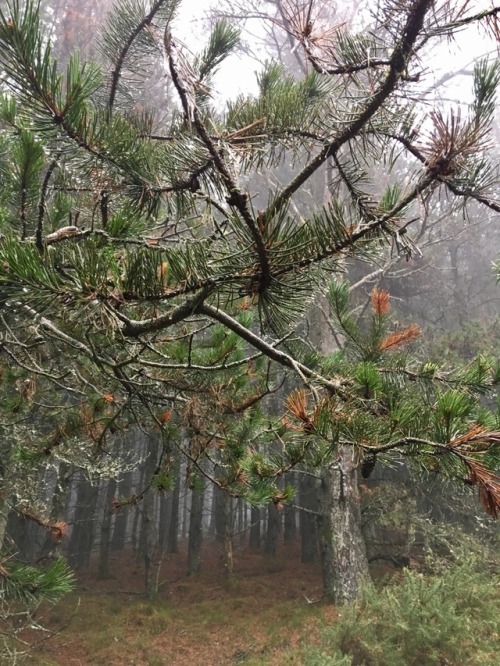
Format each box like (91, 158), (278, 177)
(383, 131), (500, 215)
(198, 302), (345, 394)
(264, 0), (434, 221)
(360, 433), (500, 517)
(117, 286), (213, 336)
(271, 170), (435, 279)
(426, 5), (500, 38)
(164, 26), (271, 295)
(36, 158), (58, 253)
(107, 0), (175, 114)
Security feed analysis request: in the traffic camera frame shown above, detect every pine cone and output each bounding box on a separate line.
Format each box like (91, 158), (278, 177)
(361, 453), (377, 479)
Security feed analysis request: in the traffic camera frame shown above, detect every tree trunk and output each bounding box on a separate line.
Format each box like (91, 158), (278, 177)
(249, 506), (261, 551)
(111, 469), (132, 552)
(67, 473), (99, 570)
(317, 446), (369, 604)
(0, 436), (9, 550)
(158, 492), (171, 551)
(265, 503), (281, 556)
(213, 484), (226, 543)
(141, 435), (160, 598)
(131, 464), (145, 558)
(299, 472), (318, 563)
(236, 499), (245, 545)
(223, 494), (233, 575)
(166, 453), (181, 553)
(187, 473), (205, 575)
(44, 462), (73, 559)
(0, 497), (8, 552)
(181, 475), (189, 541)
(98, 478), (116, 578)
(284, 473), (297, 543)
(143, 484), (156, 598)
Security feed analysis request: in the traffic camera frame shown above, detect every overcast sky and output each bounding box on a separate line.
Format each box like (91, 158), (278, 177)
(174, 1), (499, 104)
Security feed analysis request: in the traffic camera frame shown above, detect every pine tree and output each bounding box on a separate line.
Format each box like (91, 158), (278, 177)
(0, 0), (500, 605)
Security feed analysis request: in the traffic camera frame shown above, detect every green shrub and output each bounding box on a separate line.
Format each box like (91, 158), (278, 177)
(304, 558), (500, 666)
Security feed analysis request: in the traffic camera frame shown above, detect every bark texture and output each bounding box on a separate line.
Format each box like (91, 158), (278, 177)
(317, 445), (369, 604)
(187, 473), (205, 575)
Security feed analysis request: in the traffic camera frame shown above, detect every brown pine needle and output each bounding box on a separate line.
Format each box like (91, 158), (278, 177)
(285, 388), (313, 427)
(450, 425), (487, 448)
(371, 287), (390, 316)
(380, 324), (421, 350)
(466, 460), (500, 519)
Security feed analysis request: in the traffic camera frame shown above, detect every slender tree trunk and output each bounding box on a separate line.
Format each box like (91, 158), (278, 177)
(0, 437), (12, 550)
(187, 473), (205, 575)
(213, 485), (226, 543)
(299, 472), (318, 563)
(166, 453), (180, 553)
(131, 464), (146, 558)
(317, 446), (369, 604)
(265, 503), (281, 556)
(0, 498), (8, 552)
(143, 484), (156, 598)
(181, 479), (189, 541)
(237, 499), (244, 545)
(141, 435), (160, 598)
(249, 506), (261, 551)
(110, 440), (132, 553)
(45, 462), (73, 559)
(67, 473), (99, 570)
(157, 437), (174, 551)
(98, 478), (116, 578)
(223, 494), (233, 575)
(111, 469), (132, 552)
(158, 492), (171, 551)
(284, 473), (297, 543)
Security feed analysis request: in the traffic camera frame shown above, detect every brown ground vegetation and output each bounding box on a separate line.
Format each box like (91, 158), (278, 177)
(33, 541), (350, 665)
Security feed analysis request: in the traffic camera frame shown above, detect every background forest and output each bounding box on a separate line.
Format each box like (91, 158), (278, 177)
(1, 1), (500, 664)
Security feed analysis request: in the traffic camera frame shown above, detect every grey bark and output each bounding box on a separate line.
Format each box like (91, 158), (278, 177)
(166, 452), (181, 553)
(299, 472), (318, 563)
(187, 472), (205, 575)
(0, 437), (13, 551)
(317, 446), (369, 604)
(140, 436), (160, 598)
(265, 503), (281, 556)
(143, 483), (156, 598)
(158, 492), (172, 551)
(249, 506), (261, 551)
(284, 473), (297, 543)
(111, 469), (132, 552)
(212, 484), (226, 543)
(67, 473), (99, 570)
(98, 477), (117, 578)
(223, 494), (233, 575)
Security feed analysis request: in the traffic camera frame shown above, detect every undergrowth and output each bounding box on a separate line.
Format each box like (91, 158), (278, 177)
(300, 557), (500, 666)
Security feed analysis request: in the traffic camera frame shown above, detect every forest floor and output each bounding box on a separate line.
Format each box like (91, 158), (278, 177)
(31, 541), (360, 666)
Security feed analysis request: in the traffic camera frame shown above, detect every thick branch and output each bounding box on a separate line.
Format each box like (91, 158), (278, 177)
(118, 286), (212, 337)
(198, 303), (344, 393)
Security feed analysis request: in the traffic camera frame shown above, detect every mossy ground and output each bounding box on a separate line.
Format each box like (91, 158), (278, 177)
(31, 542), (500, 666)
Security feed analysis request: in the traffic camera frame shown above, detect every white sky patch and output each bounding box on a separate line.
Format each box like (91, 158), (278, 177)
(175, 0), (260, 101)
